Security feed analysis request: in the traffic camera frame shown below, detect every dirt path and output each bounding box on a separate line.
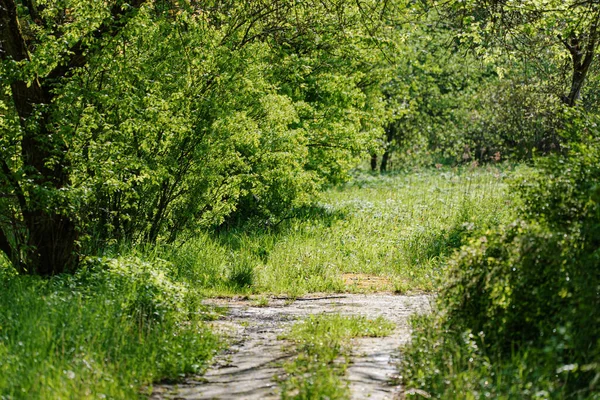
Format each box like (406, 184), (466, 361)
(150, 294), (431, 400)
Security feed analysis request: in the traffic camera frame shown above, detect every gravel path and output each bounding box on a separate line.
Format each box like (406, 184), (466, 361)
(150, 294), (431, 400)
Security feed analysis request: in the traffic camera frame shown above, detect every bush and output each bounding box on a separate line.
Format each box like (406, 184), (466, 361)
(401, 132), (600, 398)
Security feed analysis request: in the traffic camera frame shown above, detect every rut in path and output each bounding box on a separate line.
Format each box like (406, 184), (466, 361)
(150, 294), (431, 400)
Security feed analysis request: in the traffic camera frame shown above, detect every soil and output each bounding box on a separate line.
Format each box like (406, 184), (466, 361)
(150, 293), (431, 400)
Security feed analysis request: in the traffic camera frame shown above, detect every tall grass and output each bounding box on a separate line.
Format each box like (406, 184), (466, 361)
(399, 148), (600, 399)
(161, 165), (516, 296)
(0, 260), (219, 399)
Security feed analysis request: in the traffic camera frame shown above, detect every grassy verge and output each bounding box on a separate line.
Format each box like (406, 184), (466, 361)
(278, 314), (395, 399)
(399, 315), (595, 400)
(0, 260), (221, 399)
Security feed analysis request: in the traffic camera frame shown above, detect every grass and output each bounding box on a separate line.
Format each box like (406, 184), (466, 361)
(0, 165), (517, 397)
(399, 315), (600, 400)
(278, 314), (395, 399)
(397, 158), (600, 399)
(0, 260), (221, 399)
(161, 165), (516, 296)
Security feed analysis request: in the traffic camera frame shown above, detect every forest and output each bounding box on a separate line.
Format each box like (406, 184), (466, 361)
(0, 0), (599, 398)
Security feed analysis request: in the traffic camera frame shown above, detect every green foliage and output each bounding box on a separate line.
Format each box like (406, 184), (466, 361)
(400, 316), (595, 399)
(0, 165), (516, 397)
(378, 9), (569, 168)
(400, 124), (600, 398)
(175, 167), (512, 296)
(0, 0), (402, 273)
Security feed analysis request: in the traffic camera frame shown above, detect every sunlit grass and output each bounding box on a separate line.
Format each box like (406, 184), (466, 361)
(163, 165), (517, 296)
(0, 263), (221, 399)
(278, 314), (395, 400)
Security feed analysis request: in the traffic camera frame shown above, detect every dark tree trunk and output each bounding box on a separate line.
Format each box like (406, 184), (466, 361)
(148, 179), (172, 244)
(1, 0), (77, 275)
(566, 65), (590, 107)
(380, 150), (391, 172)
(380, 122), (396, 172)
(370, 154), (378, 171)
(561, 15), (599, 107)
(0, 0), (146, 275)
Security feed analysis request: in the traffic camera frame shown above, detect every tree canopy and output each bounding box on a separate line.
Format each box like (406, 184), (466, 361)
(2, 0), (600, 275)
(0, 0), (404, 274)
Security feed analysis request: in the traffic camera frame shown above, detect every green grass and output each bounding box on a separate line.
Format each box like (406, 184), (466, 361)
(160, 165), (516, 296)
(399, 315), (600, 400)
(0, 260), (221, 399)
(278, 314), (395, 399)
(397, 157), (600, 399)
(0, 165), (517, 397)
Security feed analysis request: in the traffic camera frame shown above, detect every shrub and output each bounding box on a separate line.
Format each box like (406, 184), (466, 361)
(401, 131), (600, 398)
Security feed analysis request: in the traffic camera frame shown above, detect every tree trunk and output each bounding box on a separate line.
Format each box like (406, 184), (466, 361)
(566, 65), (590, 107)
(380, 122), (396, 172)
(380, 150), (390, 172)
(561, 16), (599, 107)
(1, 0), (148, 275)
(1, 0), (78, 275)
(370, 154), (378, 171)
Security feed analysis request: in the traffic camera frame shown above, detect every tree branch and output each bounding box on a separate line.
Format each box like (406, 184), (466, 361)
(0, 159), (27, 214)
(582, 11), (600, 69)
(45, 0), (149, 85)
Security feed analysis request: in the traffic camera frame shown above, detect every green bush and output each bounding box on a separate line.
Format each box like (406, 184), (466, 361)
(401, 133), (600, 398)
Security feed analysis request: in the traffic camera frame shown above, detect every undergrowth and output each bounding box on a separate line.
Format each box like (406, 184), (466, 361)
(0, 259), (220, 399)
(0, 165), (515, 397)
(400, 137), (600, 398)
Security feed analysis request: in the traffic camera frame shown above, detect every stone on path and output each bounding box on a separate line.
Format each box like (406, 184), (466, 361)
(150, 294), (431, 400)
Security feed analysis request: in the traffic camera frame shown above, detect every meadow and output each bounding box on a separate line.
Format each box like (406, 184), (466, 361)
(166, 165), (516, 296)
(0, 166), (516, 398)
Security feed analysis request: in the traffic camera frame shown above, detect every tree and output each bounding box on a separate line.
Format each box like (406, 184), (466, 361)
(0, 0), (402, 274)
(437, 0), (600, 106)
(0, 0), (150, 275)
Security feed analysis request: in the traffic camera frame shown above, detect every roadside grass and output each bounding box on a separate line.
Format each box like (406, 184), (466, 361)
(399, 315), (586, 400)
(161, 165), (517, 296)
(278, 314), (395, 399)
(0, 259), (221, 399)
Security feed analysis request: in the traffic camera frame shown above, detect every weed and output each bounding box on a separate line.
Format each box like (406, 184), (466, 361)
(252, 296), (270, 307)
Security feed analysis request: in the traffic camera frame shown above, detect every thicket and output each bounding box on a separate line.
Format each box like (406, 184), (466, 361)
(400, 114), (600, 398)
(0, 1), (405, 397)
(375, 1), (600, 169)
(397, 2), (600, 398)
